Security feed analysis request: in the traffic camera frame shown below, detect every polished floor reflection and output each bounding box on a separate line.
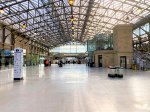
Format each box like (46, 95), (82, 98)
(0, 64), (150, 112)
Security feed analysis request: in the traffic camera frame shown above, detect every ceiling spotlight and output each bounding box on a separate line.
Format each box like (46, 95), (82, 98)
(71, 26), (74, 29)
(137, 8), (142, 14)
(71, 18), (74, 22)
(21, 22), (27, 29)
(68, 0), (74, 6)
(0, 8), (4, 14)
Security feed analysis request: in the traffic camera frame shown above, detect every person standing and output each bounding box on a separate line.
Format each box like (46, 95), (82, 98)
(49, 60), (51, 66)
(140, 60), (144, 70)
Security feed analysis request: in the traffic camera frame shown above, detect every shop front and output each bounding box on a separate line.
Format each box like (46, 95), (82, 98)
(0, 49), (13, 66)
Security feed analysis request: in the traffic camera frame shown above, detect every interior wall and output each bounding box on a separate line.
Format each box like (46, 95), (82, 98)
(93, 24), (133, 68)
(94, 50), (114, 67)
(113, 24), (133, 68)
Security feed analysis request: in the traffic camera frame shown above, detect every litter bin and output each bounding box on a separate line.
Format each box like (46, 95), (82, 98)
(108, 66), (116, 78)
(115, 67), (124, 78)
(108, 66), (124, 78)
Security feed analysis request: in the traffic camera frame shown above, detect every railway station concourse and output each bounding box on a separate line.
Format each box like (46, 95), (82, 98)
(0, 0), (150, 112)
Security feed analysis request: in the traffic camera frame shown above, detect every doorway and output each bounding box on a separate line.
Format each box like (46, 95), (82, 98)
(98, 55), (103, 67)
(120, 56), (127, 68)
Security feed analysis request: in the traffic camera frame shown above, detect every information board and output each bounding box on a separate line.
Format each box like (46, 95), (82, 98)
(14, 48), (23, 80)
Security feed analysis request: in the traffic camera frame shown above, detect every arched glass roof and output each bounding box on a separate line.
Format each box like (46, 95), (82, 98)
(0, 0), (150, 47)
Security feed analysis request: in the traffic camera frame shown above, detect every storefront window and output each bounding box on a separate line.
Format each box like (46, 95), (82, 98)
(0, 49), (13, 66)
(87, 33), (113, 51)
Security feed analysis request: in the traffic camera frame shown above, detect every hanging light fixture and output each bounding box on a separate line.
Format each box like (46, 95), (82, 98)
(71, 18), (74, 22)
(72, 38), (75, 41)
(0, 8), (4, 14)
(68, 0), (75, 42)
(136, 8), (142, 14)
(71, 26), (74, 29)
(68, 0), (74, 6)
(21, 22), (27, 29)
(133, 7), (143, 15)
(71, 15), (74, 22)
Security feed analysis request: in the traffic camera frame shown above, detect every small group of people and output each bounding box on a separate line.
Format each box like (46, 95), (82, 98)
(57, 59), (82, 67)
(133, 58), (147, 71)
(58, 60), (63, 67)
(65, 60), (81, 64)
(0, 59), (10, 67)
(86, 61), (95, 67)
(44, 59), (51, 67)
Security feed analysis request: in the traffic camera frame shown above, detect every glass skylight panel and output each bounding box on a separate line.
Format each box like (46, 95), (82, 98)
(111, 1), (121, 9)
(11, 4), (19, 11)
(97, 8), (106, 15)
(116, 12), (124, 18)
(126, 0), (137, 5)
(144, 23), (149, 32)
(133, 28), (140, 36)
(11, 16), (19, 22)
(0, 0), (149, 46)
(140, 28), (146, 35)
(122, 4), (132, 11)
(111, 19), (118, 24)
(108, 10), (115, 17)
(4, 18), (11, 24)
(141, 10), (150, 17)
(15, 24), (20, 29)
(21, 1), (30, 8)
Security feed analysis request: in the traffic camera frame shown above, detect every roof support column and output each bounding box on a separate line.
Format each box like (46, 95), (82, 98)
(1, 26), (6, 66)
(113, 24), (133, 69)
(147, 34), (150, 52)
(80, 0), (94, 41)
(11, 30), (15, 51)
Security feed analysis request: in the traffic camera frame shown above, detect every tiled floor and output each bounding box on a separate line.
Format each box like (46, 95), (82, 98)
(0, 64), (150, 112)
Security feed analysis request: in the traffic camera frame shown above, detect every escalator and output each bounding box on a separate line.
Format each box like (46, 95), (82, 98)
(133, 49), (150, 70)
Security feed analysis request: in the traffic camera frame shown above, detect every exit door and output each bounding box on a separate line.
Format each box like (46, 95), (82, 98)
(120, 56), (127, 68)
(98, 55), (103, 67)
